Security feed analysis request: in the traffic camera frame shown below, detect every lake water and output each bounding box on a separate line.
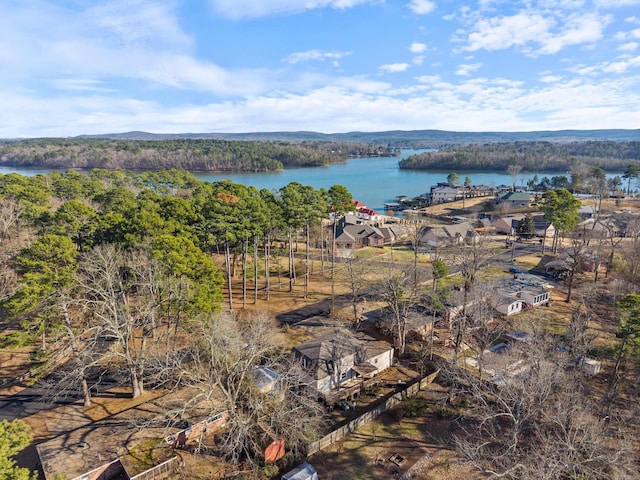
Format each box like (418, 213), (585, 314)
(0, 149), (559, 213)
(191, 149), (546, 213)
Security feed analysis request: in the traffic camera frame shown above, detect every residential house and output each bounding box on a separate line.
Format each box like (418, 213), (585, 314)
(335, 224), (385, 249)
(377, 309), (436, 342)
(493, 273), (551, 316)
(474, 217), (495, 234)
(495, 191), (531, 209)
(378, 224), (407, 245)
(494, 295), (524, 316)
(532, 215), (555, 238)
(574, 217), (628, 240)
(466, 184), (498, 198)
(430, 186), (463, 204)
(420, 221), (477, 248)
(498, 214), (554, 238)
(352, 200), (367, 210)
(291, 330), (394, 402)
(443, 221), (478, 245)
(578, 205), (597, 219)
(441, 288), (477, 330)
(494, 214), (524, 235)
(356, 207), (382, 222)
(609, 212), (636, 237)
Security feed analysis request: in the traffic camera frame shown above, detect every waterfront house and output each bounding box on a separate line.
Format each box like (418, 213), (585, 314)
(356, 207), (382, 222)
(430, 186), (463, 204)
(495, 191), (531, 209)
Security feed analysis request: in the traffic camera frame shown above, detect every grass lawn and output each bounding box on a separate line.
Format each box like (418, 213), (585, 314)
(312, 386), (483, 480)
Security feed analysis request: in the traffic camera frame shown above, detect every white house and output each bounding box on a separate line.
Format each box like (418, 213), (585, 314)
(494, 296), (523, 316)
(430, 186), (462, 204)
(493, 274), (551, 316)
(356, 207), (382, 222)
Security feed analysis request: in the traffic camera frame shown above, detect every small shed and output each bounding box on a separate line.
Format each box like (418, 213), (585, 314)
(282, 462), (319, 480)
(579, 357), (602, 375)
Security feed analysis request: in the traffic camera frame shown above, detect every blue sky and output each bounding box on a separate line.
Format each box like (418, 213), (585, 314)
(2, 0), (640, 137)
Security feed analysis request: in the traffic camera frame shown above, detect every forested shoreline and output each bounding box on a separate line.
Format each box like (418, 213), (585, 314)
(0, 138), (395, 172)
(400, 140), (640, 171)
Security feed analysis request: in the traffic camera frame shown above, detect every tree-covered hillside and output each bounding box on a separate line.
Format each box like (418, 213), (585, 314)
(400, 140), (640, 171)
(0, 138), (394, 172)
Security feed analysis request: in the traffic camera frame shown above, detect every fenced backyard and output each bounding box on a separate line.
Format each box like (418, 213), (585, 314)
(308, 370), (439, 455)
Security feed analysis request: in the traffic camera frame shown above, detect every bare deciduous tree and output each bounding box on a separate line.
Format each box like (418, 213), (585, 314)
(0, 196), (25, 243)
(377, 265), (416, 355)
(78, 245), (165, 398)
(440, 338), (635, 479)
(170, 311), (325, 465)
(444, 236), (493, 361)
(507, 164), (523, 191)
(338, 254), (373, 328)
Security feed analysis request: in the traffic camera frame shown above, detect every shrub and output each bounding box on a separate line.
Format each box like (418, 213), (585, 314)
(403, 396), (428, 418)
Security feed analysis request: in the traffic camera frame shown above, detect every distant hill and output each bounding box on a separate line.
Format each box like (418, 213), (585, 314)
(76, 129), (640, 146)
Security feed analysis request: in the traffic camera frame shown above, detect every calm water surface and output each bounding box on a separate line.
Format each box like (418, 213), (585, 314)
(194, 149), (541, 212)
(0, 149), (552, 213)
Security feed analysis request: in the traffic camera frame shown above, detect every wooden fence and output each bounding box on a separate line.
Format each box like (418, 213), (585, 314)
(129, 456), (180, 480)
(307, 370), (439, 455)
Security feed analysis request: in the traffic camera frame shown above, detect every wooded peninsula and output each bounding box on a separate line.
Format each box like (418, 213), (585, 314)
(0, 138), (396, 172)
(400, 140), (640, 171)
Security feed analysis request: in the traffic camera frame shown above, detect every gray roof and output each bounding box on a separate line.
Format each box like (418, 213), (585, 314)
(499, 191), (531, 202)
(443, 221), (475, 238)
(336, 224), (384, 243)
(497, 273), (551, 296)
(292, 330), (392, 379)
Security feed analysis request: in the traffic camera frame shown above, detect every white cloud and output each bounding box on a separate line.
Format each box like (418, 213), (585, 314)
(209, 0), (376, 19)
(461, 10), (609, 54)
(540, 75), (563, 82)
(0, 1), (276, 97)
(569, 54), (640, 75)
(379, 63), (411, 72)
(85, 0), (192, 51)
(538, 13), (610, 54)
(594, 0), (640, 6)
(1, 0), (640, 137)
(407, 0), (436, 15)
(463, 12), (553, 52)
(455, 63), (482, 76)
(283, 50), (350, 64)
(409, 42), (428, 53)
(49, 79), (115, 92)
(3, 71), (640, 137)
(618, 42), (639, 51)
(602, 56), (640, 73)
(415, 75), (442, 83)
